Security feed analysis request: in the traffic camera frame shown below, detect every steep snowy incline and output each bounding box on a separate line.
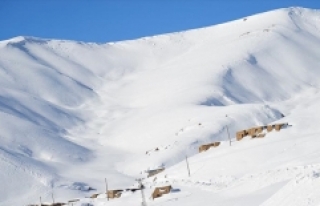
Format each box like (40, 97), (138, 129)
(1, 6), (320, 206)
(0, 36), (139, 205)
(82, 7), (320, 174)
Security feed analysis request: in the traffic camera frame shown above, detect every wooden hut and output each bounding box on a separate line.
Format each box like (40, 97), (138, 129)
(107, 190), (122, 199)
(236, 130), (248, 141)
(256, 126), (263, 133)
(199, 142), (220, 153)
(199, 144), (210, 153)
(147, 168), (165, 177)
(90, 193), (99, 198)
(152, 185), (172, 199)
(275, 123), (285, 131)
(267, 125), (274, 132)
(207, 142), (220, 147)
(248, 126), (263, 136)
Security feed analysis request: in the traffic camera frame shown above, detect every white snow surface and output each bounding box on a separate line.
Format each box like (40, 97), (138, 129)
(1, 7), (320, 206)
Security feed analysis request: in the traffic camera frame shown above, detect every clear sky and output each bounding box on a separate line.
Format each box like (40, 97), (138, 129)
(1, 0), (320, 43)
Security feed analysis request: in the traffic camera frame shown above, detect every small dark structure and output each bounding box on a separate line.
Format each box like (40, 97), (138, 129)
(28, 203), (66, 206)
(147, 168), (165, 178)
(68, 199), (80, 203)
(90, 193), (99, 198)
(252, 133), (266, 138)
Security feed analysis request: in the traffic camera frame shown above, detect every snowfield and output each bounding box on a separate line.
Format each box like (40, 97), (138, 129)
(1, 7), (320, 206)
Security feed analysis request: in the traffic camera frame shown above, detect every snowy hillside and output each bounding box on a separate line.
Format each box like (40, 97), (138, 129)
(1, 7), (320, 206)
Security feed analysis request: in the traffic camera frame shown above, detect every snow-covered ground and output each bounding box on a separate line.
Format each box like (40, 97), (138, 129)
(1, 6), (320, 206)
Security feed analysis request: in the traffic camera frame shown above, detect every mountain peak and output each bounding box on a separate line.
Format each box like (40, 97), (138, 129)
(0, 36), (49, 47)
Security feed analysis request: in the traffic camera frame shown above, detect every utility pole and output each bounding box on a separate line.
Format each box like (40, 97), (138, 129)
(226, 125), (231, 146)
(39, 196), (42, 206)
(186, 156), (191, 177)
(51, 190), (55, 204)
(137, 179), (147, 206)
(226, 114), (231, 146)
(105, 178), (109, 201)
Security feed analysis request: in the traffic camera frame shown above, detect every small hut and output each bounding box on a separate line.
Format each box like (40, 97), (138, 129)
(267, 125), (274, 132)
(236, 130), (248, 141)
(147, 168), (165, 177)
(107, 189), (123, 199)
(256, 126), (263, 133)
(90, 193), (99, 198)
(248, 126), (263, 136)
(199, 144), (210, 153)
(152, 185), (172, 199)
(199, 142), (220, 153)
(274, 123), (285, 131)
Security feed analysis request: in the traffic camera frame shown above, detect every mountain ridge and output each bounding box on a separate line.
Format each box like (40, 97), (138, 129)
(0, 7), (320, 205)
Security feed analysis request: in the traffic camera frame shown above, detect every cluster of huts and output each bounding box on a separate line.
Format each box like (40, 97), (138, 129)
(28, 122), (288, 205)
(27, 188), (139, 206)
(198, 123), (288, 153)
(236, 123), (288, 141)
(89, 186), (143, 200)
(89, 184), (172, 201)
(28, 169), (170, 205)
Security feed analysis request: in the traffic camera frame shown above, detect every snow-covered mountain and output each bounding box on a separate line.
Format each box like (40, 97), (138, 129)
(1, 7), (320, 206)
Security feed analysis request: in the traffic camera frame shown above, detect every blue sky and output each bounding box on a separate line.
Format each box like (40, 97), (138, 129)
(1, 0), (320, 43)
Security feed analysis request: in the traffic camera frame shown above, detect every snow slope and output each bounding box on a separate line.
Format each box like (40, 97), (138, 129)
(1, 6), (320, 206)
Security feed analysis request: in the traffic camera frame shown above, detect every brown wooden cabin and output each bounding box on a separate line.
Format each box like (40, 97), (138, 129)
(107, 189), (123, 199)
(248, 126), (263, 136)
(199, 142), (220, 153)
(152, 185), (172, 199)
(275, 123), (285, 131)
(267, 125), (274, 132)
(236, 130), (248, 141)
